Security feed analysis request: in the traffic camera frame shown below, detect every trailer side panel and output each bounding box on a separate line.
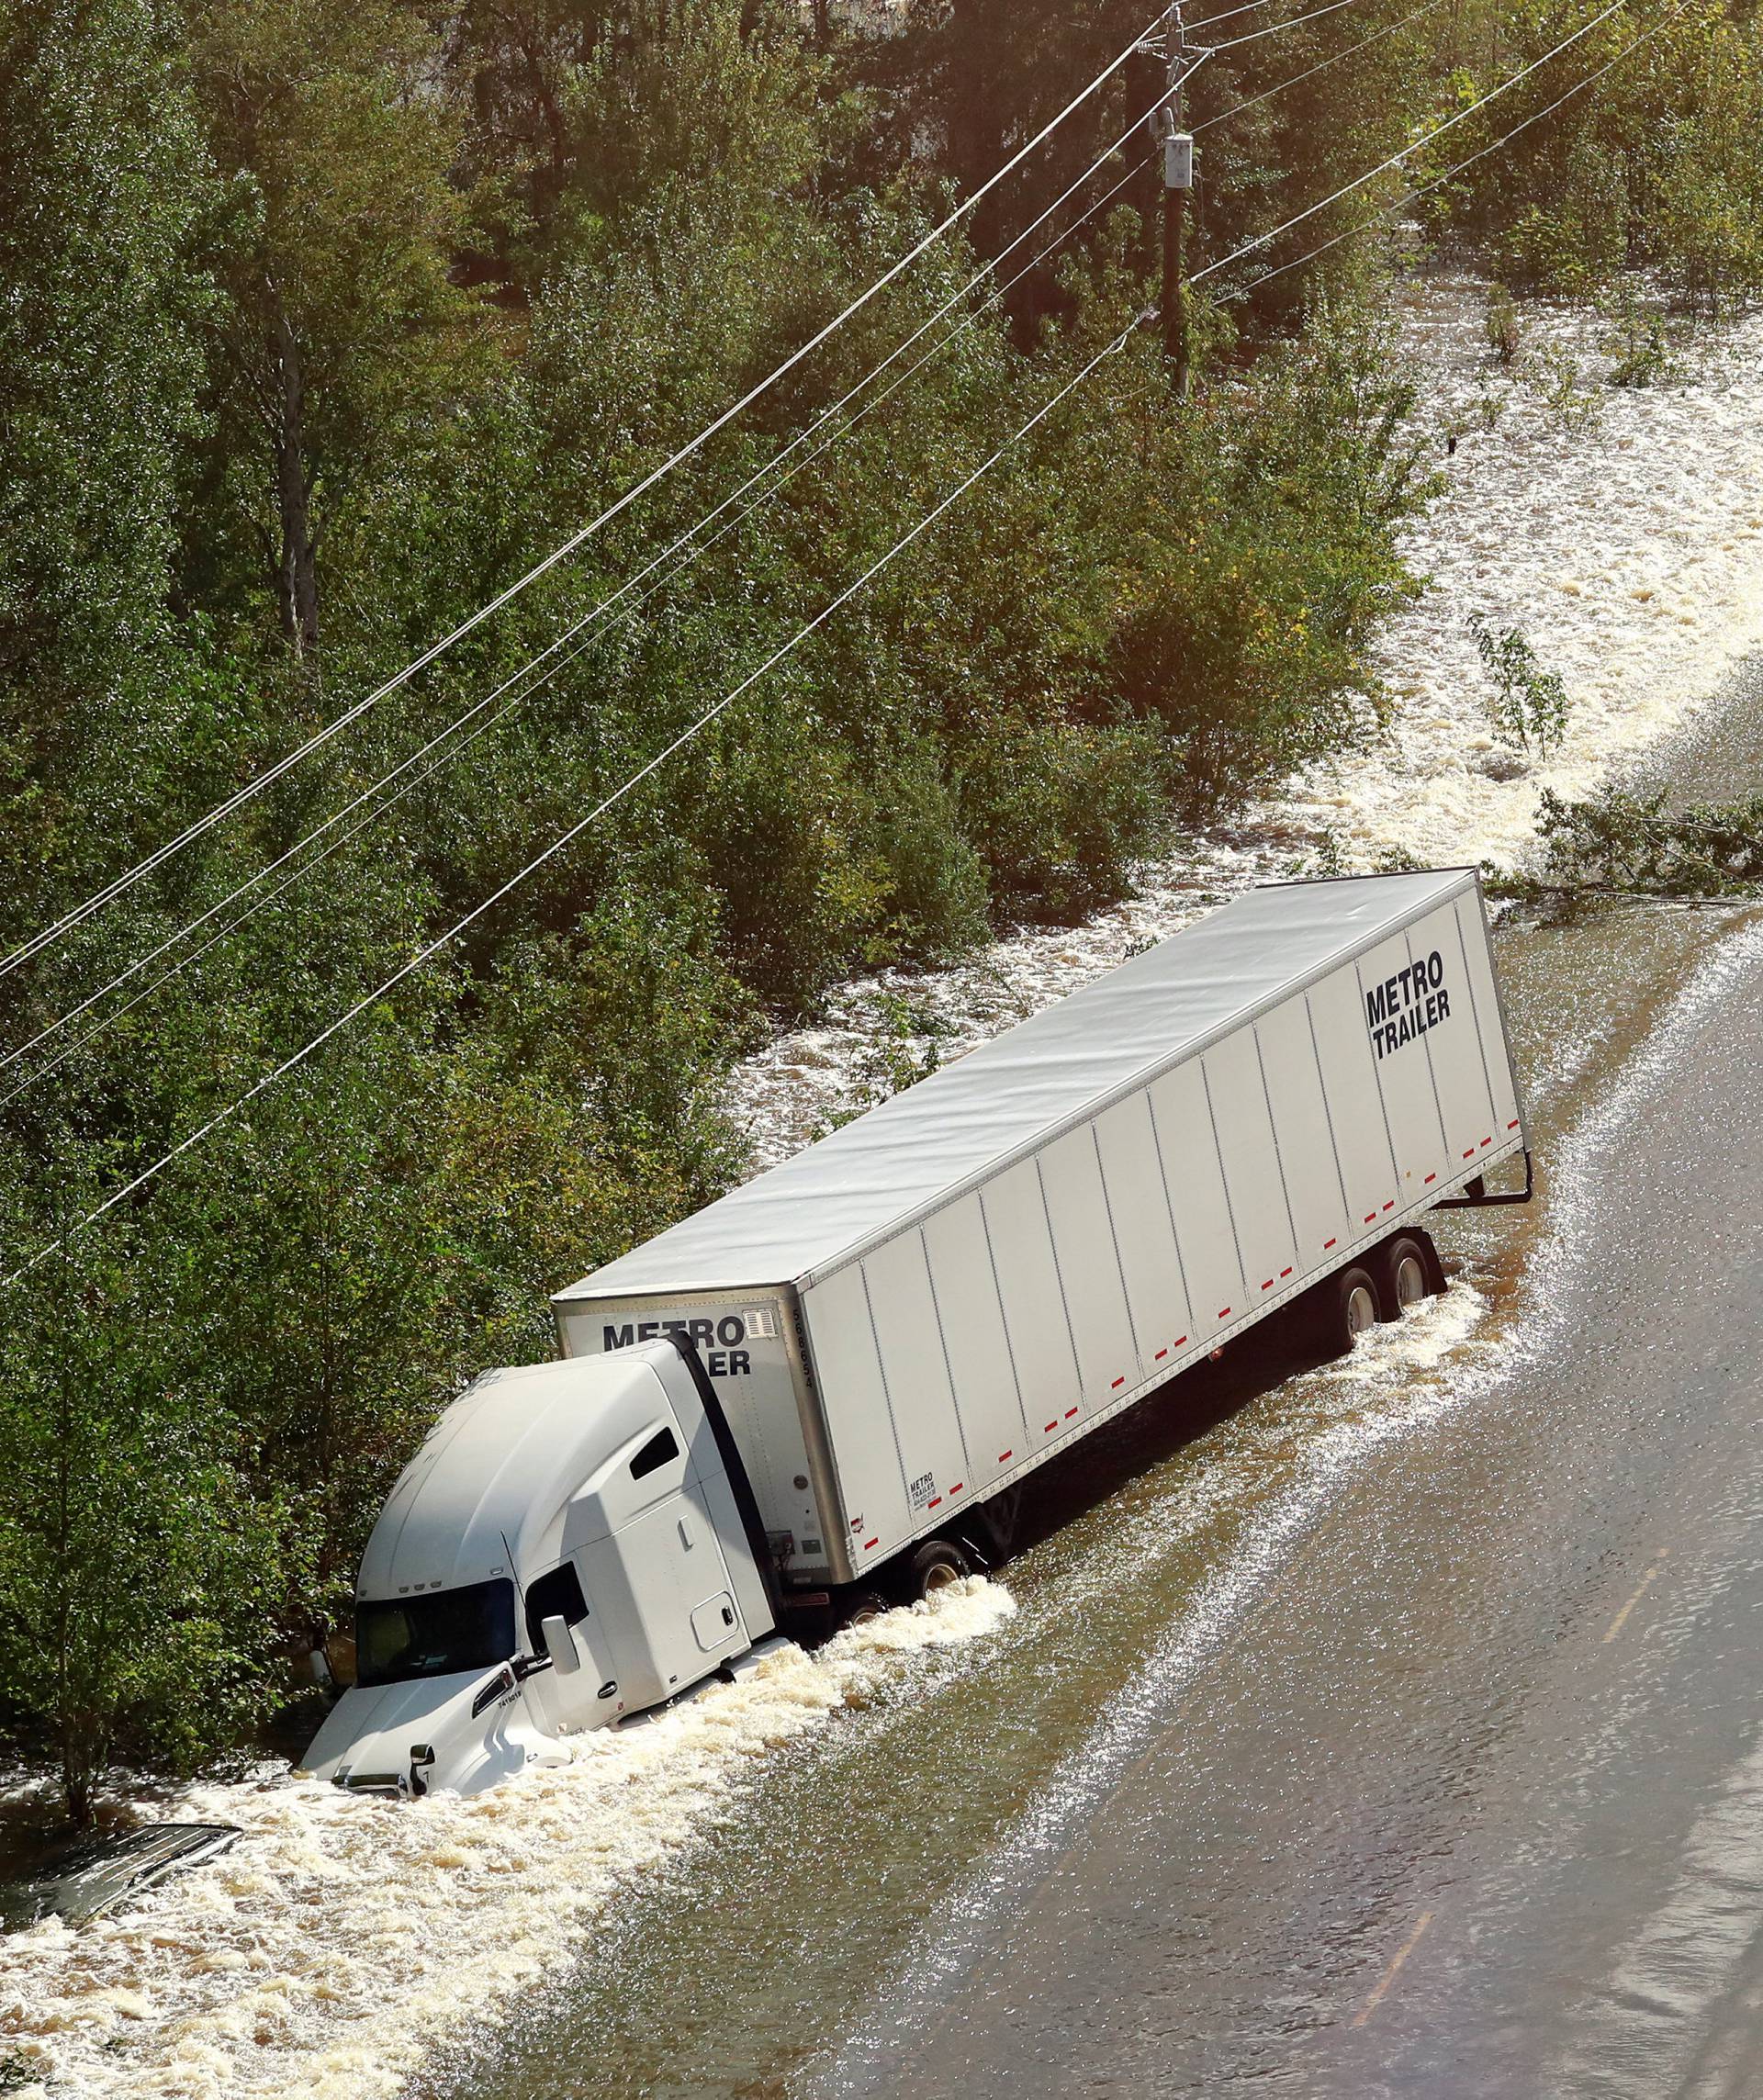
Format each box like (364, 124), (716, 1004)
(1038, 1126), (1141, 1416)
(861, 1230), (971, 1531)
(1146, 1058), (1244, 1343)
(1206, 1036), (1300, 1308)
(921, 1192), (1028, 1496)
(1256, 997), (1351, 1284)
(794, 1263), (909, 1572)
(977, 1159), (1084, 1453)
(1093, 1091), (1194, 1373)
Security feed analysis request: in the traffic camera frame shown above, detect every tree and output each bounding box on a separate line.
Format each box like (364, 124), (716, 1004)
(190, 0), (489, 655)
(0, 1155), (286, 1825)
(0, 0), (214, 951)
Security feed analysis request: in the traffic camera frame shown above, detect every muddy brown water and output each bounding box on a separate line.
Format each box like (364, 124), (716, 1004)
(410, 669), (1763, 2100)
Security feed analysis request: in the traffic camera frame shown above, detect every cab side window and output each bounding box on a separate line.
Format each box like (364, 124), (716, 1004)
(629, 1425), (679, 1479)
(524, 1560), (589, 1651)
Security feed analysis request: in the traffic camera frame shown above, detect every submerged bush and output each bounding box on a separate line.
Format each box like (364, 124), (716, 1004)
(1533, 783), (1763, 893)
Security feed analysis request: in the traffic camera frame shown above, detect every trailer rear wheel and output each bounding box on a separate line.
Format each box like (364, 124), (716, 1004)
(1374, 1231), (1441, 1320)
(1314, 1265), (1379, 1358)
(844, 1590), (892, 1628)
(910, 1539), (971, 1600)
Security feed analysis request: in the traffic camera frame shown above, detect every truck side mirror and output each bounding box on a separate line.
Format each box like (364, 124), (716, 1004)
(409, 1743), (435, 1799)
(540, 1614), (580, 1675)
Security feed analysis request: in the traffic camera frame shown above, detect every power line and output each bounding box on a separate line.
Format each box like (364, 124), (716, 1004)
(1194, 0), (1450, 134)
(1209, 0), (1368, 51)
(1216, 2), (1690, 302)
(0, 105), (1177, 1108)
(0, 7), (1172, 992)
(5, 319), (1146, 1286)
(0, 73), (1200, 1097)
(1189, 0), (1629, 288)
(1184, 0), (1290, 32)
(4, 0), (1655, 1271)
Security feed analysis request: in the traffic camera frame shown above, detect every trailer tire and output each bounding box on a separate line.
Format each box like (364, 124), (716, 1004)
(1314, 1265), (1379, 1358)
(910, 1539), (971, 1600)
(1374, 1231), (1440, 1320)
(844, 1589), (892, 1628)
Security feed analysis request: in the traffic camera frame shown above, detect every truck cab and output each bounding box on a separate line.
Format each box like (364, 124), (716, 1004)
(303, 1339), (776, 1799)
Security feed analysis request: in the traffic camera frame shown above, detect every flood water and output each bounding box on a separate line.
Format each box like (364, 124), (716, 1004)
(392, 682), (1763, 2099)
(6, 281), (1763, 2100)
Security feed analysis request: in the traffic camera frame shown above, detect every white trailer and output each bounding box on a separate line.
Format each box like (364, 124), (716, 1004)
(307, 870), (1528, 1796)
(554, 868), (1527, 1596)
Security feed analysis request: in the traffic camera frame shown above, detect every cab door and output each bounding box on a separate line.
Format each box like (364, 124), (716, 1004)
(571, 1418), (752, 1713)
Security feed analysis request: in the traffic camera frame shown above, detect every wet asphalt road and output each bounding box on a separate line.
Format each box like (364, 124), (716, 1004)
(834, 913), (1763, 2099)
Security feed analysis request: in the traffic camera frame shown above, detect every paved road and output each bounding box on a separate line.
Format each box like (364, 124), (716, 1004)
(825, 911), (1763, 2100)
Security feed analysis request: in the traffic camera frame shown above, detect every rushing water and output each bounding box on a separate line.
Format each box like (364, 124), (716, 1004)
(5, 269), (1763, 2100)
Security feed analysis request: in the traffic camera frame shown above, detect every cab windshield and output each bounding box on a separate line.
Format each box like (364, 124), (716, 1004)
(355, 1578), (516, 1687)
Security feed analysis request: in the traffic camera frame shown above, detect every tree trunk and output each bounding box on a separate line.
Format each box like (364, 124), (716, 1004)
(268, 298), (320, 657)
(947, 0), (1005, 259)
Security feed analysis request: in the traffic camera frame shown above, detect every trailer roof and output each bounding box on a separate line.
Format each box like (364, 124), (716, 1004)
(555, 869), (1477, 1304)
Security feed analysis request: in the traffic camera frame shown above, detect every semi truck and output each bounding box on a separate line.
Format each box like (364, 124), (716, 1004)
(305, 868), (1528, 1797)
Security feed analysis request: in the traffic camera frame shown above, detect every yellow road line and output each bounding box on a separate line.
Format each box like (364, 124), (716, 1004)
(1603, 1548), (1669, 1646)
(1353, 1911), (1433, 2027)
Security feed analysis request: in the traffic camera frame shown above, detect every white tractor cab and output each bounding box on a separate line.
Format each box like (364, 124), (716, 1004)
(302, 1334), (780, 1799)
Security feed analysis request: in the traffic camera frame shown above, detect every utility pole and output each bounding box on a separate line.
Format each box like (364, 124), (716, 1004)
(1161, 2), (1195, 398)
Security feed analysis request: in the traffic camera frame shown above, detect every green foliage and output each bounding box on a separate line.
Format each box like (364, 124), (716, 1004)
(1485, 286), (1522, 365)
(1433, 2), (1763, 313)
(1603, 284), (1682, 387)
(0, 0), (218, 940)
(817, 991), (959, 1131)
(1468, 615), (1571, 753)
(1533, 783), (1763, 893)
(0, 1172), (287, 1824)
(1, 0), (1748, 1816)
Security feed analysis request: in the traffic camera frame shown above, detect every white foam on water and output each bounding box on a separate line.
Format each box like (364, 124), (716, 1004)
(17, 277), (1763, 2100)
(1282, 279), (1763, 874)
(0, 1581), (1013, 2100)
(728, 278), (1763, 1169)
